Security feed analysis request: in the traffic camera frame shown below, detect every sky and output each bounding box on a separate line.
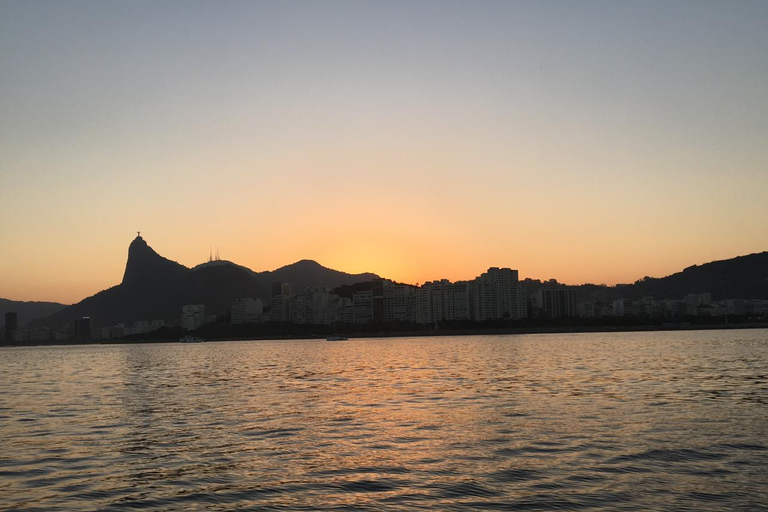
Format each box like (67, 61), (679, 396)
(1, 0), (767, 304)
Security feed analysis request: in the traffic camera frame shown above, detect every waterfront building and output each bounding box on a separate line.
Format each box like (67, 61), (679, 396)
(307, 286), (333, 325)
(662, 300), (687, 317)
(632, 297), (658, 318)
(109, 324), (126, 339)
(452, 281), (473, 321)
(181, 305), (205, 331)
(473, 267), (525, 321)
(431, 280), (455, 322)
(124, 320), (153, 336)
(328, 296), (354, 325)
(269, 295), (293, 322)
(270, 282), (292, 322)
(612, 299), (632, 317)
(74, 317), (92, 340)
(413, 286), (433, 324)
(353, 290), (373, 324)
(382, 281), (415, 323)
(231, 298), (264, 324)
(536, 288), (577, 319)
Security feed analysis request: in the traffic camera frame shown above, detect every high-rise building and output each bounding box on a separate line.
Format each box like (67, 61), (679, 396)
(427, 280), (454, 323)
(382, 281), (415, 323)
(353, 290), (373, 324)
(74, 317), (92, 340)
(329, 297), (354, 324)
(413, 286), (433, 324)
(270, 282), (293, 322)
(536, 288), (577, 319)
(473, 267), (525, 321)
(452, 282), (473, 321)
(231, 298), (263, 324)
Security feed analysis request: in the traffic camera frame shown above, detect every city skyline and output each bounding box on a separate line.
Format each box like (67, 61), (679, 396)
(2, 1), (768, 304)
(1, 232), (764, 307)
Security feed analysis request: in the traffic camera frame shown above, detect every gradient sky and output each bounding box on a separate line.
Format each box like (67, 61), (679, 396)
(1, 1), (767, 304)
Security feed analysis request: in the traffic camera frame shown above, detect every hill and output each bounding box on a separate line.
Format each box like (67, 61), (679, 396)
(38, 235), (378, 328)
(522, 252), (768, 303)
(0, 298), (68, 327)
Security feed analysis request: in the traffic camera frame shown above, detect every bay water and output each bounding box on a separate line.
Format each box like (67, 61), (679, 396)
(1, 330), (767, 511)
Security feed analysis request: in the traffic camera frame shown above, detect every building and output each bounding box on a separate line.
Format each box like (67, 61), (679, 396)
(270, 282), (292, 322)
(272, 282), (291, 298)
(632, 297), (658, 317)
(231, 298), (263, 324)
(125, 320), (154, 336)
(473, 267), (526, 321)
(612, 299), (632, 317)
(307, 286), (333, 325)
(452, 282), (473, 321)
(353, 290), (373, 324)
(536, 288), (577, 319)
(74, 317), (92, 340)
(288, 286), (335, 325)
(181, 305), (205, 331)
(382, 281), (415, 323)
(429, 280), (455, 323)
(662, 300), (687, 317)
(413, 286), (433, 324)
(328, 296), (354, 324)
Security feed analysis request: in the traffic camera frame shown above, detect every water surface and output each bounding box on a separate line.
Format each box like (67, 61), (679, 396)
(2, 330), (767, 511)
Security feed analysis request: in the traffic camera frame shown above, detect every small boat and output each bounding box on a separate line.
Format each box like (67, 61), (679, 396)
(326, 335), (348, 341)
(180, 335), (204, 343)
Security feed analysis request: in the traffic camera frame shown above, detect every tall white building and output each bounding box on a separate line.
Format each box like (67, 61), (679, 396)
(473, 267), (525, 321)
(382, 281), (415, 323)
(414, 286), (433, 324)
(452, 282), (473, 321)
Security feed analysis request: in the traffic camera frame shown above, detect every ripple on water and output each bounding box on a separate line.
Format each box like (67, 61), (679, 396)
(1, 331), (768, 511)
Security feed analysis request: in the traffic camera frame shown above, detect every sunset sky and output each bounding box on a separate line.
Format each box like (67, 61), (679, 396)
(1, 1), (767, 304)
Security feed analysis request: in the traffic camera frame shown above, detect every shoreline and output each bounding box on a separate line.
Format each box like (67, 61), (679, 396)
(3, 322), (768, 347)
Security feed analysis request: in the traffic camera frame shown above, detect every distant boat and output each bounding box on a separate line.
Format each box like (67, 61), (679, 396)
(326, 335), (348, 341)
(180, 335), (204, 343)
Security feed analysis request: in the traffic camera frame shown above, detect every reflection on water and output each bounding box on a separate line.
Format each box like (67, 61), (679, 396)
(1, 330), (767, 511)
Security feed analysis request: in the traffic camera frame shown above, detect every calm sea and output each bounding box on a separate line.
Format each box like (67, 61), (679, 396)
(1, 330), (767, 511)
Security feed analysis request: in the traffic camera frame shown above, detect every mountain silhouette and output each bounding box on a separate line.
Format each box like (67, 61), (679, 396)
(265, 259), (378, 288)
(522, 251), (768, 303)
(121, 235), (187, 286)
(39, 235), (378, 328)
(620, 252), (768, 300)
(30, 236), (768, 329)
(0, 298), (67, 327)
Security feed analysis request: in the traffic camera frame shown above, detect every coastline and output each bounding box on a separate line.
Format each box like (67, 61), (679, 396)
(3, 322), (768, 347)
